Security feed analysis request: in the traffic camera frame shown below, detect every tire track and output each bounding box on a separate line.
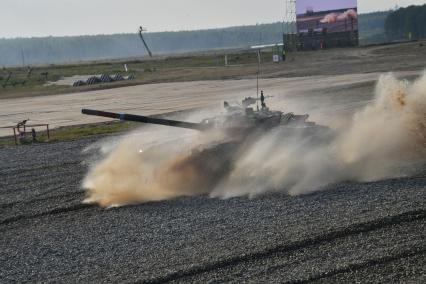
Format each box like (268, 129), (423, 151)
(142, 209), (426, 284)
(0, 170), (85, 196)
(0, 161), (84, 179)
(0, 203), (94, 227)
(0, 190), (85, 209)
(290, 248), (426, 283)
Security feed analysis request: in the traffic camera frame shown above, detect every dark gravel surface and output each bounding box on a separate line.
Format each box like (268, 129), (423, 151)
(1, 137), (425, 283)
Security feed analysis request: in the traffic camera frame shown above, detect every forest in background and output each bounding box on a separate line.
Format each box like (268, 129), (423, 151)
(0, 11), (399, 67)
(385, 4), (426, 41)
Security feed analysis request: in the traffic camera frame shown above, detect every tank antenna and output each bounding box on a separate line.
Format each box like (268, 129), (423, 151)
(256, 49), (261, 111)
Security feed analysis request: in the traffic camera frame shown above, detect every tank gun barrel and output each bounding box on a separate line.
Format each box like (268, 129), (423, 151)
(82, 109), (210, 131)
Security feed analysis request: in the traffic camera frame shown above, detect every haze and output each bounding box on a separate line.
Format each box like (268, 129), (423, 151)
(1, 0), (425, 38)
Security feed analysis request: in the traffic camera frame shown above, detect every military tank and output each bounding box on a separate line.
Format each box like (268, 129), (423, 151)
(81, 92), (326, 137)
(82, 94), (330, 193)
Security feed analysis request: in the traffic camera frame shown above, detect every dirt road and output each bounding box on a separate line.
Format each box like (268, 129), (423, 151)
(0, 71), (420, 137)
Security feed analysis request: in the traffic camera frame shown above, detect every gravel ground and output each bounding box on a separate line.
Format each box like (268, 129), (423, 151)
(1, 137), (425, 283)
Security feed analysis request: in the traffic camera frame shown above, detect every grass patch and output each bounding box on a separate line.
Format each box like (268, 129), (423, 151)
(0, 121), (138, 147)
(44, 121), (138, 142)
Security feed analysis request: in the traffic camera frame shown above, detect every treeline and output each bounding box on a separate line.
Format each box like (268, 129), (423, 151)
(0, 23), (283, 67)
(0, 12), (391, 67)
(358, 11), (389, 44)
(385, 4), (426, 41)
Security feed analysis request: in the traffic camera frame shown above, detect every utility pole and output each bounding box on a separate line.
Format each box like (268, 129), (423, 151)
(138, 26), (153, 58)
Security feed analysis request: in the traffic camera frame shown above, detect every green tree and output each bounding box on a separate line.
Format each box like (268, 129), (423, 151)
(385, 4), (426, 41)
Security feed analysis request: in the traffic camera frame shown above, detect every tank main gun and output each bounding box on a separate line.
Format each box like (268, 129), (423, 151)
(81, 109), (211, 131)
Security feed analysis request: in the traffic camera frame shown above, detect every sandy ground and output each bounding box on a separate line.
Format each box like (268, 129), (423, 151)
(0, 70), (419, 137)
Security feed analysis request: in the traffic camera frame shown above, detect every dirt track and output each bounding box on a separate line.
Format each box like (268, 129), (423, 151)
(1, 137), (425, 283)
(0, 70), (420, 137)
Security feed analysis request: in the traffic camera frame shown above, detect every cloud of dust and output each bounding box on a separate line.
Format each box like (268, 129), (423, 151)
(82, 108), (232, 207)
(83, 72), (426, 207)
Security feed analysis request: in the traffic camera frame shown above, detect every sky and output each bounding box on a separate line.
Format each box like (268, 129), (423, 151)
(1, 0), (425, 38)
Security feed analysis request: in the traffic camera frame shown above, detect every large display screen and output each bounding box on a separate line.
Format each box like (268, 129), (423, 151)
(296, 0), (358, 34)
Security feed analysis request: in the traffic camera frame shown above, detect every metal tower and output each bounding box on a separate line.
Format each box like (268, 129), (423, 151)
(283, 0), (297, 51)
(284, 0), (297, 35)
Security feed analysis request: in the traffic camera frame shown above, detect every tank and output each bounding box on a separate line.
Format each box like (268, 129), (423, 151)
(82, 96), (331, 184)
(81, 95), (325, 135)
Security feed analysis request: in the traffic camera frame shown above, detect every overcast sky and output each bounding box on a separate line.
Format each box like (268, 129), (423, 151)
(1, 0), (425, 38)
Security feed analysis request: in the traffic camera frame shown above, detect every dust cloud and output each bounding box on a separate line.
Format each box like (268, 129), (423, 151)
(83, 72), (426, 207)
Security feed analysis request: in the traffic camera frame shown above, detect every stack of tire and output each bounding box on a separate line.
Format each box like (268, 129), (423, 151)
(100, 74), (113, 83)
(112, 74), (124, 81)
(73, 80), (86, 87)
(72, 74), (135, 87)
(86, 76), (101, 85)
